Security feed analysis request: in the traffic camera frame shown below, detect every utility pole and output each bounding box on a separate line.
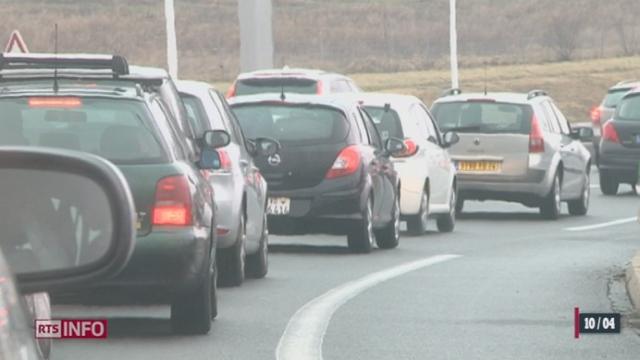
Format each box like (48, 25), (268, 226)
(449, 0), (459, 89)
(165, 0), (178, 79)
(238, 0), (274, 72)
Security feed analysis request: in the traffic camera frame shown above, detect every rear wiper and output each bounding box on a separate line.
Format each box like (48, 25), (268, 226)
(446, 125), (483, 132)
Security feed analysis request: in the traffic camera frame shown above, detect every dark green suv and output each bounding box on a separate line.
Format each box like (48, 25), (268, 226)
(0, 53), (228, 334)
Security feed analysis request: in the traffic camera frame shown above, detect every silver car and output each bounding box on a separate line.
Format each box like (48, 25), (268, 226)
(432, 90), (592, 219)
(178, 80), (273, 286)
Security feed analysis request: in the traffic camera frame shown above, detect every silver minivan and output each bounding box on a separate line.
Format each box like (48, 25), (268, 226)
(432, 90), (592, 219)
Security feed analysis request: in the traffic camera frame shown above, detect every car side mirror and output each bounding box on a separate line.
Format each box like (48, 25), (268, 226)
(253, 137), (280, 157)
(442, 131), (460, 148)
(203, 129), (231, 149)
(385, 137), (407, 157)
(0, 148), (136, 294)
(198, 148), (223, 170)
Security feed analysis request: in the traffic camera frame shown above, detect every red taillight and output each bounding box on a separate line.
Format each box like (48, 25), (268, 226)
(326, 145), (361, 179)
(225, 82), (237, 99)
(529, 115), (545, 153)
(602, 121), (620, 143)
(395, 139), (418, 157)
(216, 149), (232, 172)
(152, 175), (193, 226)
(590, 106), (602, 126)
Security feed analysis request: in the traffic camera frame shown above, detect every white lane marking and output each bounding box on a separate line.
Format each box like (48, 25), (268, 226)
(275, 254), (461, 360)
(564, 217), (637, 232)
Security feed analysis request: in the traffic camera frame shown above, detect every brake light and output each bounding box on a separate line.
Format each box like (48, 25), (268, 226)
(216, 149), (232, 172)
(152, 175), (193, 226)
(326, 145), (362, 179)
(225, 82), (237, 99)
(395, 139), (418, 157)
(590, 106), (602, 126)
(529, 115), (545, 153)
(602, 121), (620, 143)
(28, 97), (82, 108)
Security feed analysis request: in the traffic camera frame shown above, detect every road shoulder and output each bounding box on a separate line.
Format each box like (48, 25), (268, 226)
(626, 251), (640, 316)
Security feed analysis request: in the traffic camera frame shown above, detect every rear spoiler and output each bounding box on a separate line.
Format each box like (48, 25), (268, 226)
(0, 53), (129, 77)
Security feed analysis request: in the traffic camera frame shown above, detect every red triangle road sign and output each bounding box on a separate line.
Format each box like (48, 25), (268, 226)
(5, 30), (29, 53)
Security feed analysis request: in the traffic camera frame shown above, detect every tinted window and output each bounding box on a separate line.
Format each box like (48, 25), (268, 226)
(604, 89), (632, 108)
(0, 97), (167, 164)
(359, 109), (383, 149)
(232, 104), (349, 145)
(181, 94), (208, 137)
(616, 95), (640, 121)
(364, 106), (404, 142)
(236, 78), (318, 96)
(432, 101), (532, 134)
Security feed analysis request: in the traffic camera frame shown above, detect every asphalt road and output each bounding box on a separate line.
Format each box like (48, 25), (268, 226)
(52, 172), (640, 360)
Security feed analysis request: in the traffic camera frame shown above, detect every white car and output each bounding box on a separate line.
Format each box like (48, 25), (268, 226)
(356, 93), (459, 234)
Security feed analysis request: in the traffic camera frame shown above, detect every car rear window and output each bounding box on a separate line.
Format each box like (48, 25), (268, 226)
(432, 101), (532, 134)
(0, 97), (167, 164)
(604, 88), (633, 108)
(616, 94), (640, 121)
(231, 103), (349, 145)
(363, 106), (404, 141)
(235, 78), (318, 96)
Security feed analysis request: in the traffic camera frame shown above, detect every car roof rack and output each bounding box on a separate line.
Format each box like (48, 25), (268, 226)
(441, 88), (462, 97)
(527, 89), (548, 100)
(0, 53), (129, 77)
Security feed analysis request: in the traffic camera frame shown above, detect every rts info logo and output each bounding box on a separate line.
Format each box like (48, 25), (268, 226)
(35, 319), (108, 339)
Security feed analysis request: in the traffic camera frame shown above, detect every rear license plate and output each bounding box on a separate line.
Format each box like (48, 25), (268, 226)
(457, 160), (502, 173)
(267, 197), (291, 215)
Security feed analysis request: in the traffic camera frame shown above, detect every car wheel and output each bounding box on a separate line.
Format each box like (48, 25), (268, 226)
(599, 170), (619, 195)
(540, 173), (561, 220)
(246, 213), (269, 279)
(170, 252), (212, 335)
(217, 214), (246, 287)
(347, 197), (374, 253)
(406, 189), (429, 235)
(375, 192), (400, 249)
(455, 197), (464, 215)
(568, 172), (590, 216)
(436, 187), (456, 232)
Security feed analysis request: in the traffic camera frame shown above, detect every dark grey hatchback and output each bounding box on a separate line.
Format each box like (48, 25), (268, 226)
(598, 88), (640, 195)
(230, 94), (405, 253)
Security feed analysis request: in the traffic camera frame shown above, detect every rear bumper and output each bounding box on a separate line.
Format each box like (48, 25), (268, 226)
(457, 168), (551, 204)
(598, 141), (640, 182)
(267, 173), (366, 235)
(53, 228), (211, 304)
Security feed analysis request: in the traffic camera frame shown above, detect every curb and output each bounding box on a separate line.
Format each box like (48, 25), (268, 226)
(626, 251), (640, 315)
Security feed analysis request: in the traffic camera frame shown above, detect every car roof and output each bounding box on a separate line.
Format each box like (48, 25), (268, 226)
(176, 80), (218, 96)
(228, 93), (356, 113)
(336, 92), (422, 109)
(236, 67), (345, 81)
(609, 80), (640, 91)
(0, 81), (147, 101)
(433, 92), (545, 105)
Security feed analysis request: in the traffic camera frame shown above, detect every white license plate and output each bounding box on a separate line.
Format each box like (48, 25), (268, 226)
(267, 197), (290, 215)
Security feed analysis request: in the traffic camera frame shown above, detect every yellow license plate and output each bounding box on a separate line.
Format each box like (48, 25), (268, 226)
(457, 160), (502, 172)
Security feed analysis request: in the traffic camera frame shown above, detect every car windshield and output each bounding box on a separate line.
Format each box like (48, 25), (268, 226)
(432, 101), (532, 134)
(364, 106), (404, 141)
(236, 78), (318, 96)
(0, 97), (166, 164)
(616, 94), (640, 121)
(232, 103), (349, 145)
(604, 89), (633, 108)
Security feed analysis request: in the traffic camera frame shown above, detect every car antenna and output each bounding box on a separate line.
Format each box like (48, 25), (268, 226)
(53, 23), (59, 93)
(483, 61), (488, 96)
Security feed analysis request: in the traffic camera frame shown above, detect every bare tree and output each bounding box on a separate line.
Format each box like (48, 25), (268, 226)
(545, 3), (587, 61)
(612, 0), (640, 55)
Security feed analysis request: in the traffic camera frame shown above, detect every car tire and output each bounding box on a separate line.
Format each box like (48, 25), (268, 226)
(347, 197), (374, 254)
(599, 170), (619, 195)
(246, 213), (269, 279)
(170, 252), (213, 335)
(375, 192), (400, 249)
(540, 173), (561, 220)
(436, 187), (456, 232)
(217, 214), (246, 287)
(568, 172), (590, 216)
(455, 197), (464, 215)
(406, 189), (429, 235)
